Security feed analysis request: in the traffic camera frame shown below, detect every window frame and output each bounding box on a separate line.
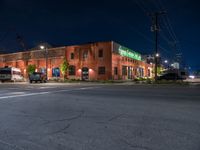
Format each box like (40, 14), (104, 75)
(70, 53), (74, 59)
(114, 67), (118, 75)
(98, 66), (106, 75)
(122, 66), (127, 76)
(98, 49), (103, 58)
(69, 65), (76, 76)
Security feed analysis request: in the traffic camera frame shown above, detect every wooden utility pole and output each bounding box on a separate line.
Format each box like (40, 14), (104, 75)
(149, 11), (166, 81)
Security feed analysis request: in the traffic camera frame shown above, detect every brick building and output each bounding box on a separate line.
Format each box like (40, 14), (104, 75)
(0, 41), (154, 80)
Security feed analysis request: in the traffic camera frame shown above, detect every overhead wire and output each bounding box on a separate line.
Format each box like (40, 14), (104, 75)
(156, 0), (183, 63)
(147, 0), (182, 61)
(130, 0), (172, 55)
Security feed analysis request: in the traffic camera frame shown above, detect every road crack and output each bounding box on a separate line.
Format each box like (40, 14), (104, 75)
(43, 110), (85, 125)
(121, 139), (152, 150)
(0, 138), (25, 150)
(47, 124), (71, 135)
(108, 114), (124, 122)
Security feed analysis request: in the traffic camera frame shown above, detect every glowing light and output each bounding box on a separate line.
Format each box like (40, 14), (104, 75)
(155, 53), (159, 57)
(164, 60), (168, 63)
(118, 46), (141, 61)
(40, 45), (45, 50)
(189, 75), (195, 79)
(48, 68), (50, 71)
(78, 69), (82, 72)
(89, 69), (92, 72)
(24, 69), (26, 72)
(35, 69), (38, 72)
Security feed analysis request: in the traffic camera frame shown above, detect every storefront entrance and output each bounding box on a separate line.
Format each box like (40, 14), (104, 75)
(128, 67), (132, 79)
(82, 67), (89, 80)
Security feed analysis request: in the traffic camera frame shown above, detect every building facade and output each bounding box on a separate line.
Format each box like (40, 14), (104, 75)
(0, 41), (154, 80)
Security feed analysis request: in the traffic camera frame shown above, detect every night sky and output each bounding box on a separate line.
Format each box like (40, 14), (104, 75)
(0, 0), (199, 70)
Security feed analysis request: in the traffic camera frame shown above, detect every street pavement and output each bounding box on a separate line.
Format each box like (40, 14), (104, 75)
(0, 82), (200, 150)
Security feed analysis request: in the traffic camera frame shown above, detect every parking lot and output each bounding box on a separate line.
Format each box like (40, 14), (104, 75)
(0, 83), (200, 150)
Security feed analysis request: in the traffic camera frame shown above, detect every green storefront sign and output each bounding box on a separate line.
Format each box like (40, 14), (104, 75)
(118, 46), (141, 61)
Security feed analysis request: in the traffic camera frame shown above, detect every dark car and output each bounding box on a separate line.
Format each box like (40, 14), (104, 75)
(158, 73), (183, 80)
(29, 72), (47, 83)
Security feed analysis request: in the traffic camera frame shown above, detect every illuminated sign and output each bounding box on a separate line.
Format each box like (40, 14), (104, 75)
(118, 46), (141, 61)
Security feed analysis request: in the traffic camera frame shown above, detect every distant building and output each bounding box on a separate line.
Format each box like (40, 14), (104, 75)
(143, 54), (161, 65)
(0, 41), (154, 80)
(172, 62), (180, 69)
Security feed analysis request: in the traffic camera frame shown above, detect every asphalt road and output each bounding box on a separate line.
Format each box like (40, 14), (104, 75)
(0, 83), (200, 150)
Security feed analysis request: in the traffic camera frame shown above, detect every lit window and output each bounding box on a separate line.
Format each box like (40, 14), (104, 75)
(40, 68), (46, 74)
(52, 67), (60, 77)
(83, 51), (88, 60)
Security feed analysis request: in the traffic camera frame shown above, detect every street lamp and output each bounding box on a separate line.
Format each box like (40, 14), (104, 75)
(154, 53), (160, 81)
(164, 60), (168, 64)
(40, 45), (48, 81)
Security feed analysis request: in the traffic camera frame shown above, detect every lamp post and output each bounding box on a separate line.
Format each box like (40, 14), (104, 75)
(164, 60), (168, 70)
(155, 53), (159, 81)
(40, 45), (48, 81)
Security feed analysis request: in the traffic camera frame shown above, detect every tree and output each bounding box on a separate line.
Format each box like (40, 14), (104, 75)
(27, 64), (36, 75)
(152, 66), (164, 76)
(60, 57), (69, 80)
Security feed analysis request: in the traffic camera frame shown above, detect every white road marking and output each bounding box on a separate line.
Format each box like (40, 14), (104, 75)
(0, 86), (100, 100)
(39, 86), (55, 89)
(0, 92), (50, 100)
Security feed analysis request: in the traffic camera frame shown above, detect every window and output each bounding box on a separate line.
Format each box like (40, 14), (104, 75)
(138, 68), (144, 77)
(0, 69), (11, 74)
(148, 69), (150, 77)
(122, 66), (127, 75)
(69, 65), (76, 75)
(98, 49), (103, 57)
(83, 51), (88, 60)
(114, 67), (118, 75)
(98, 67), (105, 75)
(40, 68), (46, 74)
(12, 71), (21, 75)
(52, 67), (60, 77)
(70, 53), (74, 59)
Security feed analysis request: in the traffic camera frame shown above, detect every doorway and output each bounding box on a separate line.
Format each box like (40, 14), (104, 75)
(82, 67), (89, 80)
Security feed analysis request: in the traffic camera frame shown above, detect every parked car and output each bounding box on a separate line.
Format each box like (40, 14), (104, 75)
(158, 73), (184, 80)
(29, 72), (47, 83)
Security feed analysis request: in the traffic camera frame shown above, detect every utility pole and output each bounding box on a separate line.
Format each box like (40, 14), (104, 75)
(45, 47), (48, 81)
(149, 11), (166, 81)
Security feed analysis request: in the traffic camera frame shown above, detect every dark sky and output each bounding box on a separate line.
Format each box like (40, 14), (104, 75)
(0, 0), (199, 70)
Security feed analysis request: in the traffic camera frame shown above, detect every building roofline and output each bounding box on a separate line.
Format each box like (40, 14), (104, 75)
(0, 46), (66, 57)
(65, 40), (115, 47)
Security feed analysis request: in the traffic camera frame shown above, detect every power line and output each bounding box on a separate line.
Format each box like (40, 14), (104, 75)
(131, 0), (172, 54)
(109, 13), (171, 55)
(156, 0), (178, 42)
(149, 0), (182, 63)
(133, 0), (151, 14)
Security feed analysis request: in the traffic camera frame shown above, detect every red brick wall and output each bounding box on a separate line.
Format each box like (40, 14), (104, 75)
(112, 53), (153, 80)
(0, 42), (153, 80)
(65, 42), (112, 80)
(0, 47), (65, 79)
